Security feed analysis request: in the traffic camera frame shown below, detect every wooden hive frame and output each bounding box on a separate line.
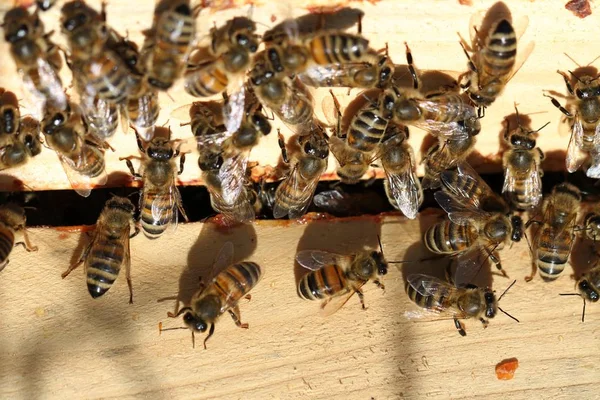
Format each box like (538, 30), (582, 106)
(0, 0), (599, 398)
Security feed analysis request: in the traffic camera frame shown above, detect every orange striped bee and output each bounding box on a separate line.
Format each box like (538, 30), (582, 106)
(61, 196), (138, 302)
(164, 242), (262, 349)
(296, 237), (389, 316)
(121, 126), (188, 239)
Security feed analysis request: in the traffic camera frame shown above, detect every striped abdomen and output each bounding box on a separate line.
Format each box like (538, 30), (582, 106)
(126, 89), (160, 129)
(212, 262), (262, 306)
(205, 176), (255, 223)
(420, 93), (476, 123)
(85, 232), (126, 298)
(0, 225), (15, 267)
(155, 9), (195, 57)
(272, 85), (314, 128)
(298, 264), (349, 301)
(480, 19), (517, 83)
(84, 98), (119, 138)
(84, 53), (131, 103)
(535, 226), (573, 281)
(347, 106), (389, 152)
(273, 157), (326, 219)
(424, 221), (478, 255)
(184, 61), (228, 98)
(74, 145), (105, 178)
(140, 188), (173, 239)
(406, 278), (453, 312)
(580, 121), (599, 152)
(309, 33), (369, 65)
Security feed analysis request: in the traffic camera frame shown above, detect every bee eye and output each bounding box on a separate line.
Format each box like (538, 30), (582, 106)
(52, 114), (65, 126)
(236, 34), (249, 46)
(17, 24), (29, 38)
(575, 89), (584, 98)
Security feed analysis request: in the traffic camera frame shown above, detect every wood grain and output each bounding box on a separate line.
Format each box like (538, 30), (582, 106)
(0, 0), (597, 191)
(1, 212), (599, 399)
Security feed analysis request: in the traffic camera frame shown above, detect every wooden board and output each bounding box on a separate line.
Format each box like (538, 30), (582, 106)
(1, 212), (599, 399)
(0, 0), (597, 191)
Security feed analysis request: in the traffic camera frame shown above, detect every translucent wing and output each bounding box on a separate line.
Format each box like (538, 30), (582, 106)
(149, 182), (179, 233)
(320, 287), (361, 317)
(295, 249), (354, 271)
(384, 167), (422, 219)
(80, 94), (119, 139)
(223, 82), (245, 135)
(31, 57), (67, 111)
(219, 150), (249, 205)
(57, 153), (92, 197)
(208, 241), (234, 283)
(313, 189), (351, 212)
(453, 242), (499, 288)
(501, 166), (515, 194)
(130, 89), (160, 129)
(272, 159), (326, 219)
(440, 162), (506, 212)
(416, 120), (471, 140)
(299, 63), (379, 89)
(205, 178), (255, 223)
(521, 162), (543, 206)
(170, 103), (195, 122)
(434, 190), (488, 225)
(566, 119), (585, 173)
(587, 150), (600, 179)
(196, 130), (233, 149)
(407, 274), (456, 297)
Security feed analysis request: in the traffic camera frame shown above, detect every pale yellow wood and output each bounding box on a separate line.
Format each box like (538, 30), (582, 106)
(0, 0), (596, 191)
(0, 212), (598, 399)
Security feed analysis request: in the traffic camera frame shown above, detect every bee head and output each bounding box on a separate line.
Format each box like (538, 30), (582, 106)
(198, 153), (223, 171)
(370, 251), (388, 276)
(4, 8), (41, 43)
(147, 144), (174, 161)
(251, 113), (272, 136)
(578, 279), (600, 302)
(484, 289), (497, 319)
(42, 111), (67, 134)
(183, 312), (208, 332)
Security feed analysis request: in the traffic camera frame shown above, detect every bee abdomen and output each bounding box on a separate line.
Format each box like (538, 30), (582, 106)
(141, 192), (173, 239)
(298, 264), (347, 301)
(406, 279), (451, 312)
(214, 262), (262, 302)
(0, 226), (15, 266)
(424, 221), (474, 254)
(184, 64), (228, 97)
(348, 109), (388, 152)
(482, 20), (517, 78)
(537, 230), (571, 281)
(309, 34), (369, 65)
(86, 242), (124, 298)
(157, 13), (195, 52)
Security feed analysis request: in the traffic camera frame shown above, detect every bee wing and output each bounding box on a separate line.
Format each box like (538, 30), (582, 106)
(273, 159), (326, 219)
(407, 274), (456, 297)
(219, 150), (249, 205)
(566, 119), (585, 173)
(453, 242), (497, 288)
(521, 162), (543, 206)
(468, 11), (528, 49)
(433, 190), (488, 225)
(313, 189), (352, 213)
(209, 241), (235, 282)
(384, 166), (422, 219)
(170, 103), (195, 122)
(36, 57), (67, 110)
(56, 153), (93, 198)
(295, 250), (354, 271)
(205, 181), (255, 223)
(441, 162), (506, 211)
(223, 83), (245, 134)
(586, 150), (600, 179)
(319, 287), (362, 317)
(320, 91), (346, 128)
(149, 183), (179, 232)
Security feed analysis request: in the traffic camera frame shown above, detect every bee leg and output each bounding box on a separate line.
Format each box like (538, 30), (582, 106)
(175, 188), (189, 222)
(125, 254), (133, 304)
(557, 70), (575, 95)
(524, 261), (537, 282)
(356, 288), (366, 310)
(477, 106), (485, 119)
(404, 42), (420, 90)
(203, 324), (215, 350)
(489, 252), (508, 279)
(121, 158), (142, 179)
(479, 318), (489, 329)
(244, 294), (252, 301)
(373, 280), (385, 291)
(100, 1), (107, 22)
(19, 229), (38, 252)
(130, 224), (140, 239)
(277, 130), (289, 164)
(544, 94), (572, 118)
(178, 152), (186, 175)
(228, 305), (249, 329)
(61, 240), (92, 279)
(454, 318), (466, 336)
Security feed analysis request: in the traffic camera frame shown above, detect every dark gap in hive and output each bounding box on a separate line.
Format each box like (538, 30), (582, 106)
(3, 170), (599, 227)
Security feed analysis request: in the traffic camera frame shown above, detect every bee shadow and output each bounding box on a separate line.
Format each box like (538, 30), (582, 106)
(570, 235), (598, 279)
(163, 222), (258, 313)
(294, 217), (383, 292)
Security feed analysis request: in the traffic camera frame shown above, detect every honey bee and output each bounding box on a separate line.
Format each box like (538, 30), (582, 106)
(426, 162), (522, 284)
(0, 89), (20, 135)
(379, 43), (480, 138)
(61, 0), (138, 104)
(164, 242), (262, 349)
(296, 237), (388, 316)
(36, 0), (57, 11)
(3, 6), (66, 113)
(0, 116), (43, 171)
(459, 12), (532, 109)
(421, 126), (477, 190)
(0, 203), (37, 272)
(502, 109), (547, 210)
(121, 127), (188, 239)
(61, 196), (138, 303)
(545, 70), (600, 177)
(273, 122), (329, 219)
(581, 209), (600, 243)
(183, 100), (262, 224)
(329, 135), (373, 184)
(406, 274), (518, 336)
(41, 101), (108, 197)
(142, 0), (198, 90)
(561, 265), (600, 322)
(378, 124), (423, 219)
(525, 183), (581, 282)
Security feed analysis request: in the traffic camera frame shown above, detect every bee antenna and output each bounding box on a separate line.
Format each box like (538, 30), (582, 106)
(563, 53), (582, 68)
(497, 279), (517, 302)
(568, 70), (583, 83)
(498, 307), (520, 323)
(377, 234), (384, 256)
(388, 255), (446, 264)
(559, 293), (586, 322)
(534, 121), (551, 132)
(167, 306), (192, 318)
